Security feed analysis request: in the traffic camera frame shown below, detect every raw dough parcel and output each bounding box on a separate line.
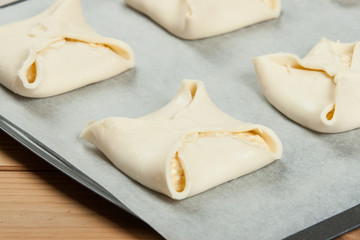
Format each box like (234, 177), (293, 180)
(125, 0), (281, 40)
(253, 38), (360, 133)
(0, 0), (134, 98)
(81, 80), (282, 200)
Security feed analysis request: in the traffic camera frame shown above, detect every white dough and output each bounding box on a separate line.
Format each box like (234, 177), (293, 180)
(81, 80), (282, 200)
(253, 38), (360, 133)
(0, 0), (134, 98)
(125, 0), (281, 40)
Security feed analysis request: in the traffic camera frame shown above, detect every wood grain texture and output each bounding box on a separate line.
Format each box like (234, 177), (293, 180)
(0, 171), (162, 239)
(336, 228), (360, 240)
(0, 130), (163, 240)
(0, 129), (358, 239)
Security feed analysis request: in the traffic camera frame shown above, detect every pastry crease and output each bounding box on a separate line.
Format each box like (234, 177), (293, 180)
(125, 0), (281, 40)
(0, 0), (134, 98)
(253, 38), (360, 133)
(81, 80), (282, 199)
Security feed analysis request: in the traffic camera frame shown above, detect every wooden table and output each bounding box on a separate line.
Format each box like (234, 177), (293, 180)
(0, 129), (358, 240)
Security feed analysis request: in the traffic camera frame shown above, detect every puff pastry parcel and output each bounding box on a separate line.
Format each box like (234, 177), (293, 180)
(0, 0), (134, 98)
(254, 38), (360, 133)
(81, 80), (282, 200)
(125, 0), (281, 40)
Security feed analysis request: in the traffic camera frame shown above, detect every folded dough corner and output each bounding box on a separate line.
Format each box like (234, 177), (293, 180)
(81, 79), (282, 200)
(125, 0), (281, 40)
(0, 0), (134, 98)
(253, 38), (360, 133)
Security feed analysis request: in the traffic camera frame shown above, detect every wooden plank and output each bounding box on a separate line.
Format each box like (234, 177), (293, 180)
(0, 171), (162, 240)
(336, 228), (360, 240)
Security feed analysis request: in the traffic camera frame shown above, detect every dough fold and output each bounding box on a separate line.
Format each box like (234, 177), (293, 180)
(0, 0), (134, 98)
(253, 38), (360, 133)
(81, 79), (282, 200)
(125, 0), (281, 40)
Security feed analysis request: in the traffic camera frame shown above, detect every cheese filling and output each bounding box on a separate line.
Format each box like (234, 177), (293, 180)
(26, 62), (37, 84)
(326, 104), (336, 120)
(170, 131), (269, 192)
(170, 153), (186, 192)
(262, 0), (277, 10)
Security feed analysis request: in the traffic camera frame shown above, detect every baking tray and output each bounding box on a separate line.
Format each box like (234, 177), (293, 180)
(1, 117), (359, 240)
(1, 0), (359, 239)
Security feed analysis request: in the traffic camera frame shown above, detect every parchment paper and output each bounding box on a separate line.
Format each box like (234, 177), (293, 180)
(1, 0), (359, 239)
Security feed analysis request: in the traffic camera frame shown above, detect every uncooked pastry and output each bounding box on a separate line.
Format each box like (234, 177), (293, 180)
(253, 38), (360, 133)
(125, 0), (281, 40)
(81, 79), (282, 200)
(0, 0), (134, 98)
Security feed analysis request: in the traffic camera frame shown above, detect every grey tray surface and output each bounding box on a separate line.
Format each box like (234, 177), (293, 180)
(1, 0), (360, 239)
